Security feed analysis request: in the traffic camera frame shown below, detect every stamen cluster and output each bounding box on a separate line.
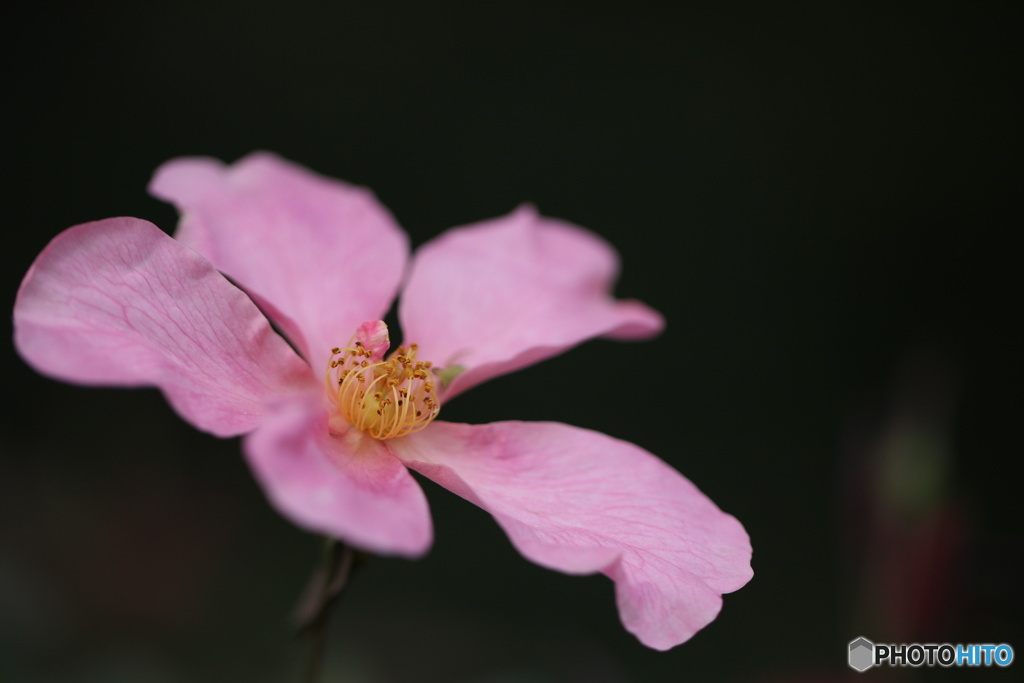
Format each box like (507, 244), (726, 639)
(326, 342), (440, 440)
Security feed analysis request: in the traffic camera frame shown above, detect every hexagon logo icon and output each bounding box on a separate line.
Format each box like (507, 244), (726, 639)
(849, 637), (875, 672)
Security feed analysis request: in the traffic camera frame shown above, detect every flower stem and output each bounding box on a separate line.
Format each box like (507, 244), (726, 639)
(293, 537), (368, 683)
(304, 605), (329, 683)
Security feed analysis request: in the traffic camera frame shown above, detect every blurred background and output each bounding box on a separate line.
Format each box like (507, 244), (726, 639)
(2, 2), (1020, 681)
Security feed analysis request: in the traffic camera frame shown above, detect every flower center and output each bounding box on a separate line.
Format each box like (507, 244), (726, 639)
(325, 342), (440, 440)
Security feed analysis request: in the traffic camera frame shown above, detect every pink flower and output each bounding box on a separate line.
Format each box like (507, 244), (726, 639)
(13, 152), (752, 649)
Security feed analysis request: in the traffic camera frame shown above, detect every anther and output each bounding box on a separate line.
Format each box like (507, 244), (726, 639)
(324, 338), (441, 440)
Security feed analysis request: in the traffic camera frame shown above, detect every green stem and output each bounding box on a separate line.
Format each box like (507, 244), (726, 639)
(296, 538), (364, 683)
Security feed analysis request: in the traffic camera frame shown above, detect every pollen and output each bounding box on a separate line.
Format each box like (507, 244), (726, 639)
(325, 342), (441, 440)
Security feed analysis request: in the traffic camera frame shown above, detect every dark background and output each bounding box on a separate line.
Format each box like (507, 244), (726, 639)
(2, 2), (1019, 681)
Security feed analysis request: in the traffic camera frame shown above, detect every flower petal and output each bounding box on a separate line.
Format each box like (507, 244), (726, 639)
(352, 319), (391, 361)
(392, 421), (752, 649)
(149, 152), (409, 370)
(13, 218), (315, 437)
(398, 205), (663, 398)
(244, 398), (432, 557)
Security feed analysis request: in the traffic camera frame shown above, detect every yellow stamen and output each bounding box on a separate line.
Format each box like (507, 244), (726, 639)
(325, 341), (441, 440)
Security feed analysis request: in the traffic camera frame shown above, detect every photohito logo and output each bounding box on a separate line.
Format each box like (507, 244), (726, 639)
(848, 637), (1014, 671)
(849, 638), (875, 672)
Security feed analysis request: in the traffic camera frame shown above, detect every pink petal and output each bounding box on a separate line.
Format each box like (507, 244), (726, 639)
(398, 205), (664, 398)
(244, 398), (432, 557)
(351, 319), (391, 361)
(149, 152), (408, 371)
(392, 421), (752, 649)
(13, 218), (315, 437)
